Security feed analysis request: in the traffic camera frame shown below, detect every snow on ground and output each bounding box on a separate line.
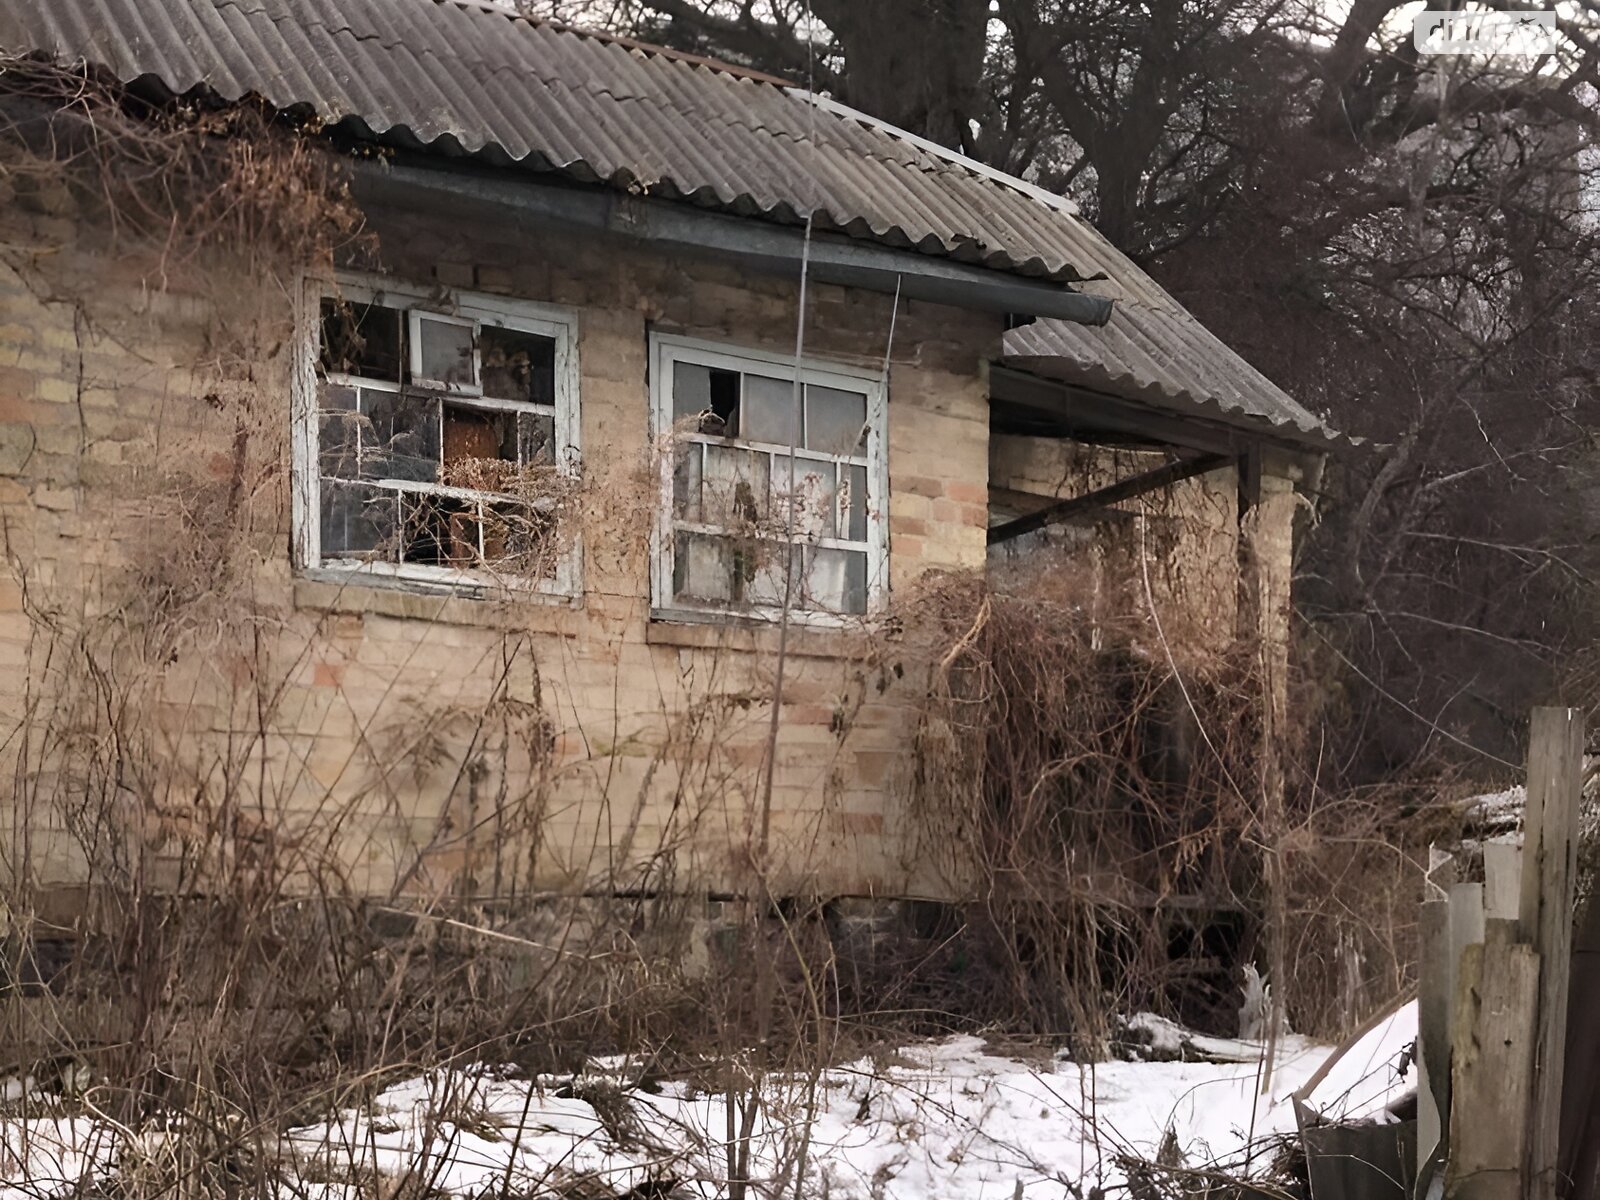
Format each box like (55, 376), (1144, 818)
(1303, 999), (1418, 1123)
(272, 1034), (1355, 1199)
(1, 1015), (1419, 1199)
(1, 1116), (125, 1199)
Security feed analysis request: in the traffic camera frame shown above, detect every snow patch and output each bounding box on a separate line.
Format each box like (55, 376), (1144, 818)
(2, 1021), (1417, 1199)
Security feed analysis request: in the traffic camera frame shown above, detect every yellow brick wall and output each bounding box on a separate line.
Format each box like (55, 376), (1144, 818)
(0, 194), (1298, 907)
(0, 196), (996, 903)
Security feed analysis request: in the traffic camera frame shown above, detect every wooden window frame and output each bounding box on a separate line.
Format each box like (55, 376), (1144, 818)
(648, 333), (889, 626)
(292, 272), (582, 599)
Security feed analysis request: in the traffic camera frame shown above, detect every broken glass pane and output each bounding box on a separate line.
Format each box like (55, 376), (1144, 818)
(742, 373), (798, 446)
(673, 531), (735, 602)
(804, 384), (868, 456)
(320, 481), (396, 560)
(673, 363), (740, 435)
(444, 403), (515, 462)
(805, 547), (868, 613)
(401, 492), (480, 567)
(518, 411), (556, 467)
(321, 298), (403, 381)
(702, 444), (769, 529)
(440, 403), (517, 491)
(771, 456), (836, 539)
(361, 390), (440, 483)
(480, 325), (556, 405)
(415, 315), (476, 389)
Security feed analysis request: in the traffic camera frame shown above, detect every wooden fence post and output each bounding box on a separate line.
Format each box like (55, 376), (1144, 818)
(1446, 921), (1540, 1200)
(1520, 707), (1584, 1200)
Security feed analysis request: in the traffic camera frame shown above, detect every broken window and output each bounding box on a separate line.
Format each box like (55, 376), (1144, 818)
(653, 337), (885, 619)
(303, 280), (578, 593)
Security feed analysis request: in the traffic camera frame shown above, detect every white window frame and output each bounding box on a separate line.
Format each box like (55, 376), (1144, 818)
(292, 272), (582, 598)
(648, 333), (889, 625)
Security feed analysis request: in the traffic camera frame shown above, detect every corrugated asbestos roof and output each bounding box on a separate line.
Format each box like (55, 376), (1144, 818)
(0, 0), (1338, 445)
(1002, 304), (1337, 444)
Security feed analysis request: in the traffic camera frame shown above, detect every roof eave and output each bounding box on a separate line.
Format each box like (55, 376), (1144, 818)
(992, 361), (1348, 457)
(355, 157), (1115, 325)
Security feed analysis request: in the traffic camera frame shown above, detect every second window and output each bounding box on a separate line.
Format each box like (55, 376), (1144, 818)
(652, 336), (887, 619)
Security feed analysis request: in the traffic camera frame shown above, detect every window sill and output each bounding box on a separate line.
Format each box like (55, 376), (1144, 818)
(646, 610), (874, 660)
(295, 569), (581, 634)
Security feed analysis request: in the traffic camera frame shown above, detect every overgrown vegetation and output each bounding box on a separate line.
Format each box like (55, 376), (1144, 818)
(0, 56), (1443, 1199)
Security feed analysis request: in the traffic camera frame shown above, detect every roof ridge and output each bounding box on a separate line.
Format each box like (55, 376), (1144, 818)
(432, 0), (799, 88)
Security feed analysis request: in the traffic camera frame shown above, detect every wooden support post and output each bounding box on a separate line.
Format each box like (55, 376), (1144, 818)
(1520, 707), (1584, 1200)
(1446, 923), (1540, 1200)
(1238, 471), (1294, 1097)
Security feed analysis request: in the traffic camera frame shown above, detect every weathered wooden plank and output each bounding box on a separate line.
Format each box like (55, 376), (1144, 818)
(1450, 882), (1486, 969)
(1418, 897), (1451, 1179)
(1520, 706), (1583, 1200)
(1560, 897), (1600, 1200)
(1445, 927), (1540, 1200)
(1483, 842), (1522, 921)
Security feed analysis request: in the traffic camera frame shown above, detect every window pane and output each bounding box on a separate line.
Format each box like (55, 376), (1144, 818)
(703, 444), (769, 529)
(361, 390), (439, 483)
(519, 411), (557, 467)
(318, 384), (360, 479)
(805, 547), (868, 614)
(742, 373), (798, 446)
(673, 531), (734, 603)
(742, 542), (796, 608)
(321, 298), (402, 381)
(804, 384), (867, 456)
(771, 456), (836, 539)
(416, 316), (476, 388)
(321, 383), (358, 411)
(318, 412), (361, 479)
(401, 492), (479, 567)
(483, 501), (557, 578)
(480, 325), (556, 405)
(673, 442), (704, 521)
(672, 362), (711, 424)
(320, 481), (395, 559)
(846, 463), (868, 542)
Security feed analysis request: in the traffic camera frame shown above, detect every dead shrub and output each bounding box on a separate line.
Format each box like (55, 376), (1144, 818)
(894, 565), (1427, 1041)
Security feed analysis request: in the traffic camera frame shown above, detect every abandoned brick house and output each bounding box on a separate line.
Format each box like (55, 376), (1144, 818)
(0, 0), (1339, 908)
